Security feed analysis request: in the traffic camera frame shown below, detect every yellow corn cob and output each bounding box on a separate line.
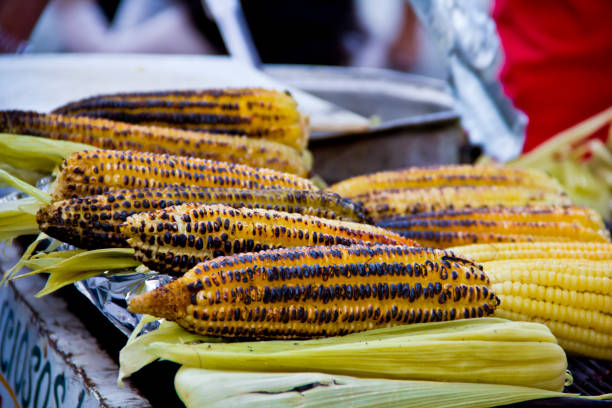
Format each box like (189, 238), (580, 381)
(482, 258), (612, 360)
(128, 244), (498, 338)
(52, 88), (309, 150)
(376, 206), (610, 248)
(482, 259), (611, 293)
(496, 309), (612, 359)
(122, 204), (416, 275)
(0, 110), (311, 177)
(356, 186), (571, 221)
(379, 205), (605, 230)
(37, 186), (370, 250)
(326, 165), (563, 199)
(52, 150), (316, 201)
(452, 242), (612, 263)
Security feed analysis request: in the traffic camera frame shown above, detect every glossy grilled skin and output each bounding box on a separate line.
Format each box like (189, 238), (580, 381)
(128, 244), (498, 339)
(122, 204), (415, 275)
(0, 110), (311, 177)
(326, 165), (563, 199)
(37, 186), (369, 250)
(376, 206), (610, 248)
(52, 150), (316, 201)
(355, 186), (571, 221)
(52, 88), (309, 150)
(482, 258), (612, 360)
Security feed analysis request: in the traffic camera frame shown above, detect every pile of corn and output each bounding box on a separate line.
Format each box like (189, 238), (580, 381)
(1, 88), (611, 407)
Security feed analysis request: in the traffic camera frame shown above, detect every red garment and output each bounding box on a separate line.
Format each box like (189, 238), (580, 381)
(493, 0), (612, 153)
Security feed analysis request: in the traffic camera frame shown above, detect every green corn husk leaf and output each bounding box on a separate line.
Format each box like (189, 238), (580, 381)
(0, 133), (92, 174)
(0, 163), (47, 187)
(119, 318), (221, 386)
(1, 232), (49, 285)
(0, 196), (41, 243)
(0, 169), (51, 204)
(13, 247), (141, 296)
(120, 318), (568, 391)
(549, 160), (611, 218)
(174, 367), (611, 408)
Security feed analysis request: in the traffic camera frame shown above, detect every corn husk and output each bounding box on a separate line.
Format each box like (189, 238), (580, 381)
(120, 318), (568, 391)
(0, 169), (49, 245)
(11, 247), (141, 296)
(174, 367), (610, 408)
(0, 197), (40, 242)
(0, 133), (91, 175)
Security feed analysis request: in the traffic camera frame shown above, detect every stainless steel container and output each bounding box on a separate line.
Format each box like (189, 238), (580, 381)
(264, 65), (463, 183)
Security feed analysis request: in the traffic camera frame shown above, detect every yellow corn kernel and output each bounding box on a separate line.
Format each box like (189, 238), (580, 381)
(326, 165), (563, 198)
(376, 205), (610, 248)
(38, 186), (368, 250)
(122, 203), (416, 275)
(52, 88), (308, 150)
(357, 186), (571, 221)
(451, 242), (612, 263)
(128, 244), (497, 339)
(52, 150), (317, 200)
(0, 110), (311, 176)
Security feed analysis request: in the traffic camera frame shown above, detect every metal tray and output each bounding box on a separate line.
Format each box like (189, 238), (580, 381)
(264, 65), (463, 182)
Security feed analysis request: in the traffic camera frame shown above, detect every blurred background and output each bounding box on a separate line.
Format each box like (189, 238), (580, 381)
(1, 0), (612, 214)
(0, 0), (448, 77)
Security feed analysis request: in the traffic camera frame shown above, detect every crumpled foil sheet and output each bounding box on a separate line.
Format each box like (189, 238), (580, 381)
(74, 273), (173, 336)
(409, 0), (527, 161)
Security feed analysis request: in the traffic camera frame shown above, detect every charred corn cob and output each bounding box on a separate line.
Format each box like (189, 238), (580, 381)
(0, 110), (311, 176)
(451, 242), (612, 263)
(481, 258), (612, 360)
(37, 186), (369, 249)
(52, 88), (308, 150)
(326, 165), (564, 199)
(122, 204), (415, 275)
(52, 150), (316, 201)
(357, 186), (571, 221)
(376, 205), (610, 248)
(128, 244), (498, 338)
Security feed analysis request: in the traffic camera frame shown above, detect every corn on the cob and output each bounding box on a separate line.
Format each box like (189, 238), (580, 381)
(481, 258), (612, 360)
(452, 242), (612, 263)
(52, 88), (308, 150)
(122, 204), (415, 275)
(356, 186), (571, 221)
(128, 244), (498, 339)
(376, 206), (610, 248)
(326, 165), (564, 199)
(0, 110), (311, 176)
(37, 186), (369, 249)
(52, 150), (316, 201)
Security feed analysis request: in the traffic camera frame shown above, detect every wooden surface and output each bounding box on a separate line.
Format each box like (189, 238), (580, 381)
(0, 244), (151, 408)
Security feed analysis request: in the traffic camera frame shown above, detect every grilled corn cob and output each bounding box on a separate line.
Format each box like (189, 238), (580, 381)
(326, 165), (564, 199)
(451, 242), (612, 263)
(122, 204), (415, 275)
(356, 186), (571, 221)
(0, 110), (311, 176)
(52, 150), (316, 201)
(37, 186), (369, 249)
(376, 206), (610, 248)
(481, 258), (612, 360)
(53, 88), (308, 150)
(128, 244), (498, 338)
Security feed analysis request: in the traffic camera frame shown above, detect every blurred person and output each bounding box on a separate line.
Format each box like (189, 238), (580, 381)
(28, 0), (218, 54)
(493, 0), (612, 153)
(0, 0), (48, 52)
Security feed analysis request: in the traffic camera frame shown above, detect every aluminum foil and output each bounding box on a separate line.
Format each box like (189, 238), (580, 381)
(73, 273), (173, 336)
(409, 0), (527, 161)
